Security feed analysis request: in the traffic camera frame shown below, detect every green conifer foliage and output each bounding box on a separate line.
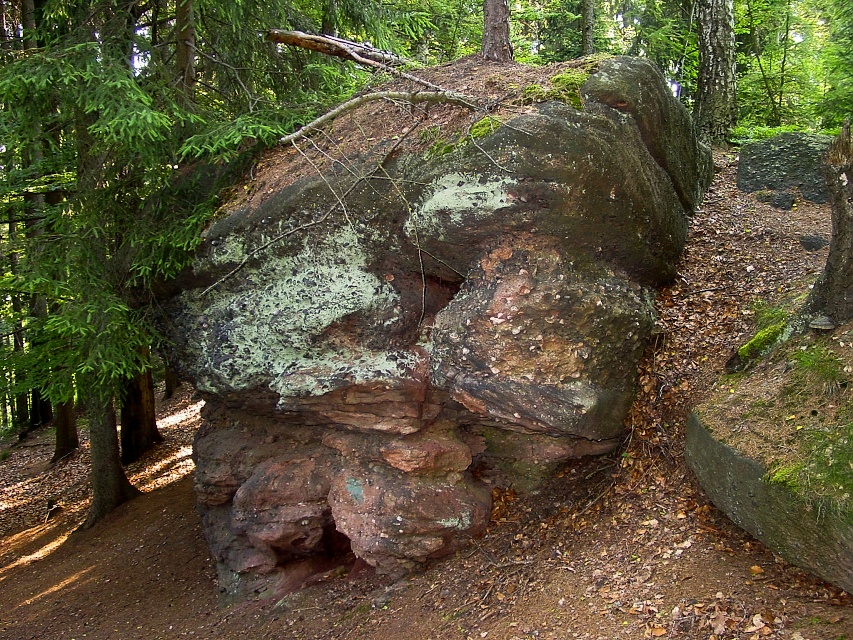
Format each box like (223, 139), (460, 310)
(0, 0), (386, 523)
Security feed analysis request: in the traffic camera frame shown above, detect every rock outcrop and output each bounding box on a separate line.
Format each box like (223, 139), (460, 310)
(687, 413), (853, 593)
(163, 56), (711, 600)
(736, 132), (832, 209)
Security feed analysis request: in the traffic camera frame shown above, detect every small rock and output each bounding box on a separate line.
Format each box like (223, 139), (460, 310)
(799, 234), (829, 251)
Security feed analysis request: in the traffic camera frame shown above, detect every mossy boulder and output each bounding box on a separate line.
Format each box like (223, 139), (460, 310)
(687, 327), (853, 593)
(687, 413), (853, 593)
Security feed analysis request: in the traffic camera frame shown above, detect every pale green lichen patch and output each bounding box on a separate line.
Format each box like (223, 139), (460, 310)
(438, 510), (472, 530)
(405, 172), (515, 242)
(182, 226), (419, 397)
(207, 234), (248, 266)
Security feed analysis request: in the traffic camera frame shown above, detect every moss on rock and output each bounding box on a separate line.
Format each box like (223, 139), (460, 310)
(737, 321), (787, 360)
(469, 116), (503, 139)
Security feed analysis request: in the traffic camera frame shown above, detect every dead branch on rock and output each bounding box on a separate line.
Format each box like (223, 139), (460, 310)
(278, 90), (480, 147)
(266, 30), (407, 67)
(268, 30), (447, 94)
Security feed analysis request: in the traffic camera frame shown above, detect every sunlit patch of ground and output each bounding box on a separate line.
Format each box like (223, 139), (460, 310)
(130, 400), (203, 491)
(0, 387), (203, 565)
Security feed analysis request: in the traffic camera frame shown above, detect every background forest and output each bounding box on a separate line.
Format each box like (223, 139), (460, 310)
(0, 0), (851, 525)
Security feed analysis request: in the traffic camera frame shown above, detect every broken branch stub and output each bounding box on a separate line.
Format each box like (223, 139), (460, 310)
(266, 29), (403, 66)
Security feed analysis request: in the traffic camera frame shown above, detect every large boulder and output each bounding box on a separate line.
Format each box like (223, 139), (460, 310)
(163, 56), (711, 600)
(736, 132), (833, 208)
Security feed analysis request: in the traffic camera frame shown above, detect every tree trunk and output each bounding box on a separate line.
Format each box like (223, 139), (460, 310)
(13, 384), (28, 434)
(694, 0), (737, 144)
(482, 0), (513, 62)
(807, 122), (853, 323)
(120, 363), (162, 465)
(51, 399), (78, 463)
(175, 0), (195, 100)
(163, 365), (181, 400)
(8, 215), (29, 435)
(29, 388), (52, 429)
(81, 395), (139, 529)
(322, 0), (337, 37)
(582, 0), (595, 56)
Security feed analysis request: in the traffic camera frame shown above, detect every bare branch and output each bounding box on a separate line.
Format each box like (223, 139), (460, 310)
(278, 90), (480, 147)
(267, 30), (472, 96)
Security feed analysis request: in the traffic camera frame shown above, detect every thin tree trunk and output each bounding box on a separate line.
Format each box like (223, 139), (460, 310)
(0, 0), (11, 56)
(29, 388), (51, 428)
(322, 0), (337, 36)
(8, 214), (29, 435)
(81, 394), (139, 529)
(807, 122), (853, 323)
(175, 0), (195, 100)
(694, 0), (737, 144)
(744, 0), (781, 125)
(777, 0), (791, 118)
(1, 338), (8, 429)
(20, 0), (55, 436)
(120, 359), (162, 465)
(51, 399), (78, 463)
(482, 0), (513, 62)
(163, 364), (181, 400)
(21, 0), (34, 43)
(582, 0), (595, 56)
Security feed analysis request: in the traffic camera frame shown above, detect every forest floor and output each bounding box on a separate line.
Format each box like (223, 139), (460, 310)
(1, 153), (852, 640)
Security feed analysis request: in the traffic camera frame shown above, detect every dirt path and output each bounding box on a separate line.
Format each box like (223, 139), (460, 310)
(0, 153), (850, 640)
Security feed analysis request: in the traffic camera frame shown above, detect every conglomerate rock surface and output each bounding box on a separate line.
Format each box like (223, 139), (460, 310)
(163, 56), (711, 601)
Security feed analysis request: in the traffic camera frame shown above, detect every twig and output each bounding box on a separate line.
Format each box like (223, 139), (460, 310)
(290, 140), (356, 233)
(573, 481), (616, 519)
(311, 131), (385, 200)
(686, 285), (730, 295)
(467, 134), (510, 172)
(188, 42), (258, 111)
(370, 143), (429, 326)
(419, 248), (466, 278)
(200, 198), (340, 297)
(315, 130), (363, 179)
